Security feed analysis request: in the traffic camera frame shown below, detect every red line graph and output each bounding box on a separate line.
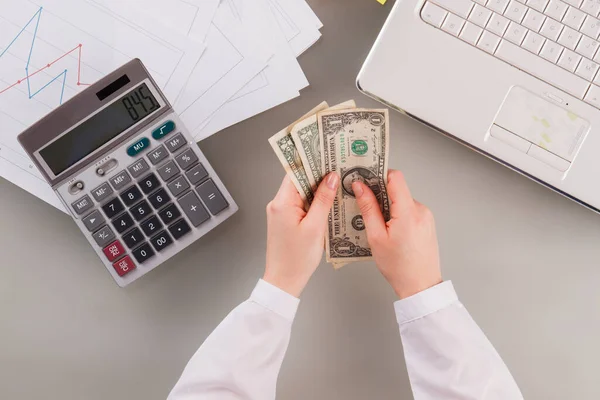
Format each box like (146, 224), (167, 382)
(0, 43), (90, 96)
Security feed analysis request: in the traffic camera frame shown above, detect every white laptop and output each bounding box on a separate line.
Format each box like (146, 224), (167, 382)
(358, 0), (600, 211)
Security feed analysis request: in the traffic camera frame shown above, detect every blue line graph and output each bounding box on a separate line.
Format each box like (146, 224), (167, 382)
(0, 7), (69, 104)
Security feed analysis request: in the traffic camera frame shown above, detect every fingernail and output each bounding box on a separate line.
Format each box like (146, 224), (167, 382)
(327, 173), (339, 190)
(352, 182), (364, 197)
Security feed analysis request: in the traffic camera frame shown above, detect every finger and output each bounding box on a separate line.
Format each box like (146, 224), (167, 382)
(274, 175), (304, 208)
(352, 181), (387, 241)
(303, 172), (339, 228)
(387, 170), (414, 219)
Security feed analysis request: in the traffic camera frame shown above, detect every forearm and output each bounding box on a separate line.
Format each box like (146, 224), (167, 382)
(397, 281), (523, 400)
(168, 279), (299, 400)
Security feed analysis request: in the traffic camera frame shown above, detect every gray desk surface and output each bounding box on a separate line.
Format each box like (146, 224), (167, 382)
(2, 1), (600, 399)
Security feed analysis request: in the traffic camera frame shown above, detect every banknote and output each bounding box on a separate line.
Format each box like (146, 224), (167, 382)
(290, 100), (356, 192)
(268, 102), (328, 205)
(319, 109), (390, 263)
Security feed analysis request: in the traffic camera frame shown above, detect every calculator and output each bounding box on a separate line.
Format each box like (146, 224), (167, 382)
(18, 59), (238, 287)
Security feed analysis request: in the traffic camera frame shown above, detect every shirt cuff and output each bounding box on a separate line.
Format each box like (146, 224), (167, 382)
(249, 279), (300, 322)
(394, 281), (458, 325)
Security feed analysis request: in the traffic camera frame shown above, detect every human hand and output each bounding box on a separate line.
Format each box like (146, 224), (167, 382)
(264, 173), (340, 297)
(352, 170), (442, 299)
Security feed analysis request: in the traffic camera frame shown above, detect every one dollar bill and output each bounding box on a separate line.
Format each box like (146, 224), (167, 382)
(290, 100), (356, 192)
(319, 109), (391, 263)
(268, 102), (329, 206)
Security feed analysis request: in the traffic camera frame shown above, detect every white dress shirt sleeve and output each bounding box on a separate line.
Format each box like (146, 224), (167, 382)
(167, 279), (299, 400)
(396, 281), (524, 400)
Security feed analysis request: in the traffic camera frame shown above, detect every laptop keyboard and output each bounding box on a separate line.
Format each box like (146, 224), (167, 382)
(421, 0), (600, 108)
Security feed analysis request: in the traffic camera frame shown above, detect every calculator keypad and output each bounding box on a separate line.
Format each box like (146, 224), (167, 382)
(72, 195), (94, 215)
(157, 160), (179, 182)
(178, 191), (210, 227)
(175, 148), (199, 170)
(102, 198), (125, 219)
(167, 175), (190, 197)
(132, 243), (155, 263)
(151, 230), (173, 251)
(83, 210), (105, 232)
(93, 226), (116, 247)
(103, 240), (126, 262)
(140, 215), (162, 236)
(147, 145), (169, 165)
(113, 256), (136, 277)
(112, 212), (135, 234)
(159, 203), (181, 224)
(91, 183), (113, 203)
(109, 170), (132, 191)
(131, 200), (152, 221)
(127, 158), (150, 178)
(169, 219), (191, 240)
(148, 188), (170, 209)
(64, 116), (236, 285)
(165, 133), (186, 153)
(140, 173), (161, 194)
(120, 185), (143, 206)
(123, 227), (144, 249)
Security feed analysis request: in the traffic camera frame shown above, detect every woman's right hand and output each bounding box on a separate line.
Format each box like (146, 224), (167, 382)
(352, 170), (442, 299)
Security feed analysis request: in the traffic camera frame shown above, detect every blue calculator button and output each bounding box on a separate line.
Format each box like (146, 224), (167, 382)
(152, 120), (175, 140)
(127, 137), (150, 156)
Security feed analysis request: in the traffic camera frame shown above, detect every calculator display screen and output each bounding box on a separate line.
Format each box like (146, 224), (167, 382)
(40, 83), (161, 175)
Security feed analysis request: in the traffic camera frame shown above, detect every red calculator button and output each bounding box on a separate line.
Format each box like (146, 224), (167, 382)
(103, 240), (125, 262)
(113, 256), (136, 277)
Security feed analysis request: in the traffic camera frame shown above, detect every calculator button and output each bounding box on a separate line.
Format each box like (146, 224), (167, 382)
(91, 183), (113, 203)
(123, 227), (144, 249)
(139, 173), (161, 194)
(196, 179), (229, 215)
(82, 210), (105, 232)
(102, 197), (125, 219)
(150, 230), (173, 252)
(120, 185), (143, 207)
(175, 148), (199, 170)
(167, 175), (190, 197)
(132, 242), (155, 264)
(127, 137), (150, 157)
(112, 212), (135, 234)
(157, 160), (180, 182)
(103, 240), (126, 262)
(152, 120), (176, 140)
(165, 132), (186, 153)
(140, 215), (162, 236)
(113, 256), (136, 277)
(109, 170), (132, 191)
(147, 145), (169, 165)
(178, 191), (210, 227)
(158, 203), (181, 224)
(127, 158), (150, 179)
(186, 163), (208, 185)
(148, 188), (170, 209)
(71, 195), (94, 215)
(169, 219), (191, 240)
(93, 225), (115, 247)
(130, 200), (152, 221)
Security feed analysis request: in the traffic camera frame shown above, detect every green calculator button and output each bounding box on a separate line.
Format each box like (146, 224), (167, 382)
(127, 137), (150, 157)
(152, 120), (176, 140)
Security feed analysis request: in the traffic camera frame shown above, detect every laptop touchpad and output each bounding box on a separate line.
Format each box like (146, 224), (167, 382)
(491, 86), (590, 170)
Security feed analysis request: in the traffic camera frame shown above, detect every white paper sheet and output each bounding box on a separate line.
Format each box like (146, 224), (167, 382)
(195, 0), (308, 140)
(268, 0), (321, 57)
(0, 0), (204, 212)
(174, 0), (273, 135)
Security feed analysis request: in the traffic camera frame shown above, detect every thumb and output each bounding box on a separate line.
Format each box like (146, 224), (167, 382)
(303, 173), (340, 228)
(352, 181), (387, 241)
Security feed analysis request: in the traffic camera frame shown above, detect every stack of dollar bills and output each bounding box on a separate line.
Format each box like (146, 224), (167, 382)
(269, 101), (390, 269)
